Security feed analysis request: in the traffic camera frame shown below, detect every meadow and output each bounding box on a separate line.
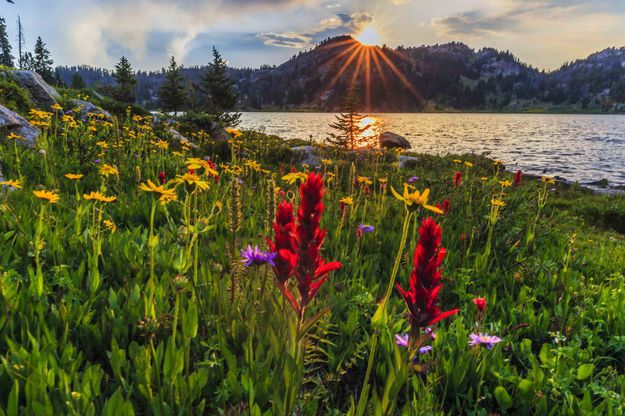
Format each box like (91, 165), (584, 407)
(0, 105), (624, 415)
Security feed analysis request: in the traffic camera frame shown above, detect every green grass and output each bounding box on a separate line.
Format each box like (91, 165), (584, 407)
(0, 106), (623, 415)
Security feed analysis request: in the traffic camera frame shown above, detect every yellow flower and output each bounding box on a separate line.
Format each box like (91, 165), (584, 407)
(453, 159), (462, 164)
(390, 184), (444, 214)
(6, 132), (23, 141)
(326, 172), (336, 182)
(245, 159), (262, 172)
(493, 160), (504, 166)
(87, 125), (97, 133)
(83, 191), (117, 203)
(481, 177), (489, 181)
(491, 199), (506, 207)
(541, 176), (556, 185)
(51, 103), (63, 111)
(139, 180), (178, 205)
(339, 196), (354, 205)
(96, 141), (109, 149)
(464, 161), (474, 168)
(221, 164), (243, 175)
(321, 159), (333, 166)
(103, 220), (117, 233)
(499, 180), (512, 188)
(132, 115), (143, 122)
(64, 173), (84, 180)
(378, 177), (388, 184)
(99, 164), (119, 177)
(33, 189), (60, 204)
(154, 139), (169, 150)
(185, 158), (218, 176)
(282, 172), (308, 185)
(356, 176), (373, 185)
(171, 173), (210, 192)
(226, 127), (242, 138)
(0, 179), (22, 189)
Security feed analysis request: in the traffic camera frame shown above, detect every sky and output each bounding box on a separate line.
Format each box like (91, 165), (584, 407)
(1, 0), (624, 71)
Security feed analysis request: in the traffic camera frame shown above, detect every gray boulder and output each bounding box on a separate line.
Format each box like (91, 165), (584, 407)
(70, 99), (111, 120)
(292, 145), (321, 167)
(169, 128), (198, 149)
(10, 70), (61, 110)
(399, 155), (419, 169)
(379, 131), (411, 149)
(0, 104), (40, 147)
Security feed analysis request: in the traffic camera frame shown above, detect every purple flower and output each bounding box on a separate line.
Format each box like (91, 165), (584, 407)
(395, 334), (409, 348)
(94, 159), (101, 164)
(424, 327), (436, 339)
(358, 224), (375, 233)
(408, 176), (419, 183)
(469, 333), (502, 349)
(240, 245), (277, 267)
(418, 346), (432, 354)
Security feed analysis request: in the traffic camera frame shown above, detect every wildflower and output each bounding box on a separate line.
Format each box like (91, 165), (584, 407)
(397, 334), (433, 354)
(356, 176), (373, 186)
(267, 201), (296, 282)
(83, 191), (117, 203)
(464, 161), (474, 168)
(379, 177), (388, 184)
(171, 172), (210, 192)
(493, 160), (504, 167)
(358, 224), (375, 233)
(272, 173), (342, 316)
(0, 179), (22, 189)
(282, 172), (308, 185)
(154, 139), (169, 150)
(390, 185), (444, 214)
(480, 177), (489, 182)
(99, 164), (119, 177)
(33, 189), (60, 204)
(499, 180), (512, 188)
(453, 159), (462, 164)
(158, 171), (167, 185)
(395, 217), (459, 346)
(541, 176), (556, 185)
(473, 297), (487, 312)
(453, 171), (462, 187)
(513, 170), (523, 186)
(491, 199), (506, 207)
(245, 159), (262, 172)
(6, 132), (24, 141)
(240, 245), (277, 267)
(96, 141), (109, 149)
(64, 173), (83, 180)
(139, 180), (178, 205)
(226, 127), (242, 138)
(321, 159), (333, 166)
(408, 176), (419, 183)
(435, 199), (451, 215)
(186, 158), (218, 177)
(468, 333), (502, 349)
(103, 219), (117, 233)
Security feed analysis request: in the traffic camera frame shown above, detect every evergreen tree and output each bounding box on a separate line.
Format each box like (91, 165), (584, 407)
(0, 17), (14, 67)
(200, 46), (240, 126)
(33, 36), (54, 82)
(113, 56), (137, 103)
(158, 56), (187, 114)
(21, 51), (34, 70)
(71, 72), (86, 89)
(326, 91), (371, 150)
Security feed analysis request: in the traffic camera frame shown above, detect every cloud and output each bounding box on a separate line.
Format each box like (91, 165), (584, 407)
(256, 32), (314, 48)
(336, 12), (374, 30)
(431, 10), (516, 36)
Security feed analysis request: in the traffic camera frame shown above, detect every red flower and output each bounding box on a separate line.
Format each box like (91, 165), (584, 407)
(395, 217), (459, 338)
(158, 171), (167, 185)
(207, 159), (219, 183)
(435, 199), (451, 215)
(473, 297), (487, 312)
(453, 171), (462, 187)
(513, 170), (523, 186)
(272, 173), (342, 317)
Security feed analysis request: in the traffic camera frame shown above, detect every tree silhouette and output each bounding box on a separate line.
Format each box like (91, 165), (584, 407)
(327, 91), (371, 150)
(158, 56), (187, 115)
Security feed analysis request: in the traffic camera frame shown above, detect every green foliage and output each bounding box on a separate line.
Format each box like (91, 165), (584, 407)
(70, 72), (86, 89)
(327, 91), (373, 150)
(0, 17), (14, 67)
(200, 46), (240, 127)
(0, 76), (33, 113)
(32, 36), (54, 83)
(0, 114), (623, 414)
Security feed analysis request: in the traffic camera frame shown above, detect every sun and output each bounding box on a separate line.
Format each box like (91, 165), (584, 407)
(355, 26), (381, 46)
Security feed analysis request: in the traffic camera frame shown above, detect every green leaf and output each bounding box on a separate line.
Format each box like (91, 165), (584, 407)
(7, 380), (18, 416)
(494, 386), (512, 410)
(183, 302), (198, 339)
(576, 363), (594, 380)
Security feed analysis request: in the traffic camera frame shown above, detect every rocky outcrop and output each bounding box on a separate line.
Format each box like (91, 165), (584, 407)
(0, 104), (40, 147)
(399, 155), (419, 169)
(291, 145), (321, 166)
(379, 131), (411, 149)
(169, 128), (198, 149)
(9, 70), (61, 110)
(70, 99), (111, 120)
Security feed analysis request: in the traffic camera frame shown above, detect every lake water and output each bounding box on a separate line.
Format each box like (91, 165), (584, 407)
(238, 112), (625, 190)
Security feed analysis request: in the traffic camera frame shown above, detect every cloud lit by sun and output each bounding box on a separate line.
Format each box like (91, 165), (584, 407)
(356, 26), (382, 46)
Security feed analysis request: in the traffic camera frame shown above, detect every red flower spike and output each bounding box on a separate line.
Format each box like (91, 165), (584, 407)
(158, 171), (167, 185)
(473, 297), (487, 312)
(395, 217), (459, 337)
(453, 171), (462, 187)
(513, 170), (523, 186)
(269, 173), (342, 317)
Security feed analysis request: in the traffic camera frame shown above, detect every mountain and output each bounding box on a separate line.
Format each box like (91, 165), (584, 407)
(55, 36), (625, 112)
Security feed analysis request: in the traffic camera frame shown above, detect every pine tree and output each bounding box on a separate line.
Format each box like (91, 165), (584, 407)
(200, 46), (240, 126)
(71, 72), (86, 89)
(158, 56), (187, 115)
(33, 36), (54, 83)
(0, 17), (14, 67)
(16, 16), (24, 68)
(326, 91), (371, 150)
(113, 56), (137, 103)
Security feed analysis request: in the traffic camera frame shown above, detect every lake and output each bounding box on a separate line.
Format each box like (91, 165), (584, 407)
(238, 112), (625, 190)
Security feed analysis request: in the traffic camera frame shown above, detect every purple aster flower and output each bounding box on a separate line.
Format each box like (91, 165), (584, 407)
(395, 334), (409, 348)
(94, 159), (101, 164)
(408, 176), (419, 183)
(418, 346), (432, 354)
(358, 224), (375, 233)
(469, 333), (502, 349)
(240, 245), (277, 267)
(424, 327), (436, 339)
